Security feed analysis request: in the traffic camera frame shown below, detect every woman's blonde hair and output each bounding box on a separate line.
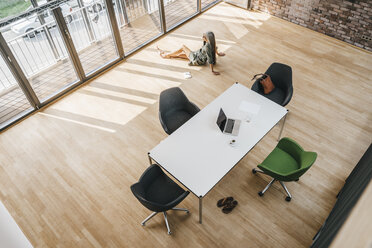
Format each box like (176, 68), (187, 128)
(203, 31), (216, 64)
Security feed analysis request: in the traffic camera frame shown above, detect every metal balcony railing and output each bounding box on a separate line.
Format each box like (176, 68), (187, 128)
(0, 59), (17, 91)
(7, 21), (68, 78)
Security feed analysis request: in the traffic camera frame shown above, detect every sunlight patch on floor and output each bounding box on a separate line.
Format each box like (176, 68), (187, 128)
(84, 85), (157, 105)
(37, 112), (117, 133)
(199, 14), (269, 29)
(162, 33), (236, 45)
(199, 4), (271, 30)
(224, 21), (250, 40)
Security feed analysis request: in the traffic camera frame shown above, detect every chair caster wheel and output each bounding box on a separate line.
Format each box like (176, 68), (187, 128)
(252, 168), (257, 174)
(285, 196), (291, 202)
(141, 223), (145, 226)
(168, 231), (172, 235)
(186, 210), (190, 214)
(258, 191), (264, 197)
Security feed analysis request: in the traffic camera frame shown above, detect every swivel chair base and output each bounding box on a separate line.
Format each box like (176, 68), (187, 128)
(141, 208), (189, 235)
(252, 168), (293, 202)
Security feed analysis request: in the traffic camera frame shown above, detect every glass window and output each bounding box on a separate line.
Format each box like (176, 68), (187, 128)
(5, 4), (79, 103)
(201, 0), (219, 10)
(0, 53), (33, 128)
(63, 0), (119, 76)
(164, 0), (197, 31)
(0, 0), (32, 21)
(113, 0), (162, 55)
(224, 0), (248, 9)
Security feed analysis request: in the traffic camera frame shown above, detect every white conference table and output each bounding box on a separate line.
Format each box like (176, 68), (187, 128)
(149, 83), (288, 223)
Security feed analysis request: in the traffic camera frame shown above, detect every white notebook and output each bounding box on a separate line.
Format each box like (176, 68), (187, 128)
(239, 100), (261, 115)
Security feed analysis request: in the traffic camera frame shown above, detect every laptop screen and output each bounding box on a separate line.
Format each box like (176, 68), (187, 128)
(216, 108), (227, 132)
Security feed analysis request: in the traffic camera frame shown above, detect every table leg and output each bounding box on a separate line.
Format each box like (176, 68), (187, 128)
(278, 112), (288, 141)
(199, 196), (203, 224)
(147, 152), (152, 165)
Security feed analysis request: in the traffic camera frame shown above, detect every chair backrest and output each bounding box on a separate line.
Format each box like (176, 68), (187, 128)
(277, 137), (317, 180)
(131, 164), (189, 212)
(277, 137), (304, 163)
(159, 87), (190, 115)
(288, 151), (317, 180)
(265, 62), (293, 92)
(130, 165), (162, 210)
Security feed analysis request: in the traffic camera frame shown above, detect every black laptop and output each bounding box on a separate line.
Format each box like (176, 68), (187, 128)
(216, 108), (241, 136)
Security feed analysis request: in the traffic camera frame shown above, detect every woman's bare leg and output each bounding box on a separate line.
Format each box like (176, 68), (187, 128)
(157, 46), (183, 58)
(177, 53), (189, 59)
(166, 45), (191, 59)
(157, 45), (191, 60)
(163, 48), (184, 58)
(166, 49), (186, 59)
(182, 45), (191, 57)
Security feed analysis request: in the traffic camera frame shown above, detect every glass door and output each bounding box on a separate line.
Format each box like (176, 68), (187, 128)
(0, 52), (33, 128)
(62, 0), (120, 76)
(164, 0), (198, 31)
(224, 0), (248, 9)
(202, 0), (220, 10)
(113, 0), (162, 55)
(4, 2), (80, 103)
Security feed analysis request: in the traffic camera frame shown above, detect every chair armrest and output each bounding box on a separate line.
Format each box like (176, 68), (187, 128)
(187, 101), (200, 116)
(302, 152), (317, 166)
(280, 152), (317, 179)
(159, 111), (171, 135)
(281, 167), (310, 180)
(251, 80), (263, 93)
(163, 191), (190, 209)
(281, 86), (293, 107)
(135, 191), (190, 212)
(259, 163), (308, 181)
(258, 163), (288, 177)
(134, 193), (173, 210)
(284, 167), (306, 176)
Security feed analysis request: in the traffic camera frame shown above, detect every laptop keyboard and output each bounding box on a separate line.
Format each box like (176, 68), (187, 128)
(225, 119), (235, 133)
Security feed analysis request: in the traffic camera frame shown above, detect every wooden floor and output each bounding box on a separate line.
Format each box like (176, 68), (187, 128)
(0, 2), (371, 247)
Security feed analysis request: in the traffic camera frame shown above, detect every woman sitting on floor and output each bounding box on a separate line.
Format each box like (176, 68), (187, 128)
(157, 31), (225, 75)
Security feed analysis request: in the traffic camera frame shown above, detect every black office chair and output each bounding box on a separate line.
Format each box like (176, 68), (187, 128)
(130, 164), (190, 235)
(251, 63), (293, 107)
(159, 87), (200, 135)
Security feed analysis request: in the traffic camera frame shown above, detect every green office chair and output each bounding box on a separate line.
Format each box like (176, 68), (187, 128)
(252, 137), (317, 201)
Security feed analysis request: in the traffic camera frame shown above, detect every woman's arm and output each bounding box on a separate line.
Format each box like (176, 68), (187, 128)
(210, 64), (220, 75)
(204, 44), (220, 75)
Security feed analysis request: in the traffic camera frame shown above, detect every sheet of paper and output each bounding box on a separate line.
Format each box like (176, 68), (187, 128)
(239, 100), (261, 115)
(184, 72), (192, 79)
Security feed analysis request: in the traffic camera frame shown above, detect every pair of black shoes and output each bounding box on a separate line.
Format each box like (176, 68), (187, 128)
(217, 197), (238, 214)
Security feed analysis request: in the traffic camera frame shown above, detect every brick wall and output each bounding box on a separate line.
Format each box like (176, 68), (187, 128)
(251, 0), (372, 51)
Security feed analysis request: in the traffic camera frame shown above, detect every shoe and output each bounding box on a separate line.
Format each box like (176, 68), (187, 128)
(217, 197), (234, 208)
(222, 200), (238, 214)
